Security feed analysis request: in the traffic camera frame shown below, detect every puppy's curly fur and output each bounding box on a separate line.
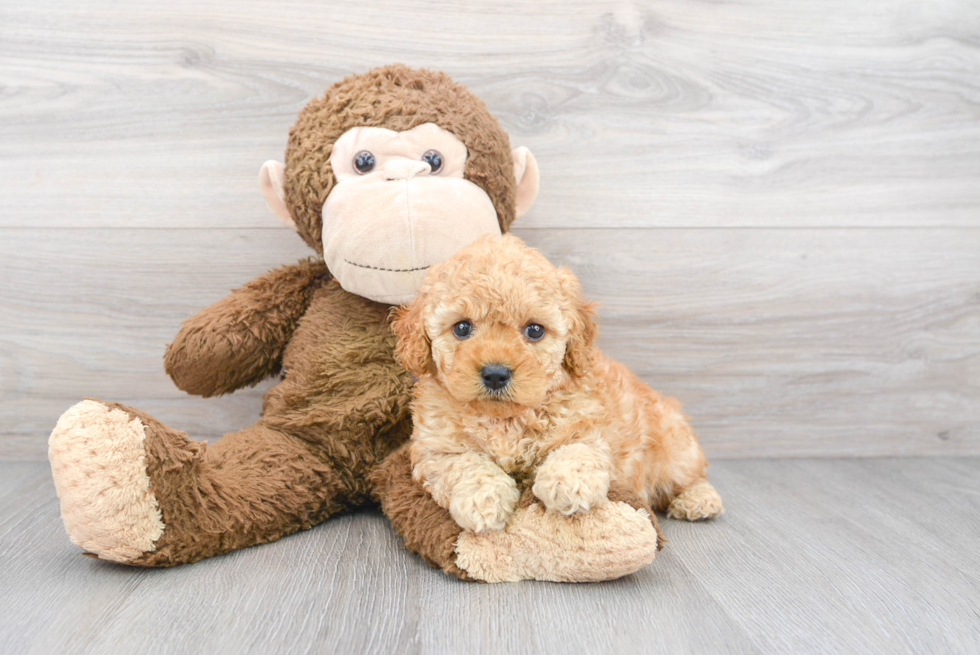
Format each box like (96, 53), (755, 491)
(393, 235), (723, 533)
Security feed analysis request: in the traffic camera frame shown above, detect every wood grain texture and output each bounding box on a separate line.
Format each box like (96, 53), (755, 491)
(1, 0), (979, 459)
(2, 227), (978, 459)
(1, 0), (979, 230)
(1, 458), (978, 654)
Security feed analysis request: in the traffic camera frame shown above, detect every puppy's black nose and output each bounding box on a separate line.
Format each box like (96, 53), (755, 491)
(480, 364), (512, 391)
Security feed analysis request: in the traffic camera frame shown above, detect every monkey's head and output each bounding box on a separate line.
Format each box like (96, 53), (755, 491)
(258, 65), (539, 305)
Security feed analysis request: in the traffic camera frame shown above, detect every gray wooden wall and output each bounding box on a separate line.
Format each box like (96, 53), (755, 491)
(2, 0), (978, 460)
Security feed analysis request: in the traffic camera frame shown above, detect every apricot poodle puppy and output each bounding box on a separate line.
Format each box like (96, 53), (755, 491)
(392, 235), (723, 534)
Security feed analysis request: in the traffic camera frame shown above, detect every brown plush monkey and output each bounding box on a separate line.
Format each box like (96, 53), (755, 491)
(48, 65), (660, 581)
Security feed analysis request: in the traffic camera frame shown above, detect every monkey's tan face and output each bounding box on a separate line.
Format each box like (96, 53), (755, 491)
(322, 123), (502, 305)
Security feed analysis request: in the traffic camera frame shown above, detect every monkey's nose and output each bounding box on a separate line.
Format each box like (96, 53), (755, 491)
(480, 364), (512, 391)
(383, 159), (431, 181)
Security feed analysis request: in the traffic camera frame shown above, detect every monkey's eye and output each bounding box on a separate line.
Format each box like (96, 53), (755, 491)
(353, 151), (376, 174)
(421, 150), (443, 174)
(452, 320), (473, 340)
(524, 323), (545, 342)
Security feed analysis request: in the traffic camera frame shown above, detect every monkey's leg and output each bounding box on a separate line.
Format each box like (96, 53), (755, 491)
(49, 399), (345, 566)
(371, 444), (661, 583)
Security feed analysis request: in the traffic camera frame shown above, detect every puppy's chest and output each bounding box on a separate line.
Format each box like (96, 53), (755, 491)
(462, 413), (567, 475)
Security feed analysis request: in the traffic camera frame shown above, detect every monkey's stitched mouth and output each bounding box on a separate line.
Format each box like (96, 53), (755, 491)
(344, 259), (431, 273)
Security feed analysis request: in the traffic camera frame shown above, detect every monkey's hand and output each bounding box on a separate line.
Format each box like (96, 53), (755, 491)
(164, 258), (329, 397)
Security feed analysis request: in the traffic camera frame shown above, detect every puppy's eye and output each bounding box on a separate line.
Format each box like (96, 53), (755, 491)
(353, 151), (376, 174)
(452, 320), (473, 339)
(524, 323), (545, 341)
(421, 150), (443, 174)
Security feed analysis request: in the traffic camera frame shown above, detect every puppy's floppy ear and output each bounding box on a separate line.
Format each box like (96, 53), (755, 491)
(391, 295), (432, 376)
(557, 267), (598, 378)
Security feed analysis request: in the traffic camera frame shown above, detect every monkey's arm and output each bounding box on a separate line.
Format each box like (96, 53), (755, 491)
(373, 443), (662, 583)
(164, 258), (330, 397)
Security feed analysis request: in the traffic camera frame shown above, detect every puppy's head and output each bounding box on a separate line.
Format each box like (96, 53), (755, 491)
(392, 234), (597, 417)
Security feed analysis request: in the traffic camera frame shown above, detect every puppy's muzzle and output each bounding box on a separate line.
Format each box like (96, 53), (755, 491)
(480, 363), (512, 391)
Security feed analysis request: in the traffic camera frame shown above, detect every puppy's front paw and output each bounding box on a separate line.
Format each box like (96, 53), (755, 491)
(533, 457), (610, 516)
(449, 473), (520, 532)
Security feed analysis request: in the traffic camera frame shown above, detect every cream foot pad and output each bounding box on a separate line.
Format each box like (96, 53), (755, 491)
(49, 400), (164, 563)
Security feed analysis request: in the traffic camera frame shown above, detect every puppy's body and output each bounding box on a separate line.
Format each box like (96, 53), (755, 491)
(395, 236), (722, 533)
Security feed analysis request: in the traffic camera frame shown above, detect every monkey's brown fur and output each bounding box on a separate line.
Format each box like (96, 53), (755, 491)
(284, 66), (518, 256)
(48, 65), (657, 577)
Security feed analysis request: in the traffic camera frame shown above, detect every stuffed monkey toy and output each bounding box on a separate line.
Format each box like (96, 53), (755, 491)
(48, 65), (661, 582)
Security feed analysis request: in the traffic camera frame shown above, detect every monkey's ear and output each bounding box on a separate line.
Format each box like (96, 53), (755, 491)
(512, 147), (540, 218)
(258, 160), (296, 229)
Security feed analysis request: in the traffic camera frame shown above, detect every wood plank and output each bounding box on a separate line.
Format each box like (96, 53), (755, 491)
(0, 462), (755, 655)
(2, 459), (978, 654)
(664, 458), (980, 653)
(1, 227), (977, 459)
(1, 0), (978, 230)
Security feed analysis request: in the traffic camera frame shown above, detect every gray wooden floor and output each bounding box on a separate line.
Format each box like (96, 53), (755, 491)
(1, 458), (978, 655)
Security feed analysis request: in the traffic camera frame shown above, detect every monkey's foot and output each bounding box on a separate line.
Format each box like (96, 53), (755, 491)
(49, 400), (166, 563)
(454, 499), (659, 583)
(667, 479), (724, 521)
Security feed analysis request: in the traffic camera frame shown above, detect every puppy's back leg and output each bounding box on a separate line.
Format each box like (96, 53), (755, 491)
(646, 396), (724, 521)
(667, 478), (724, 521)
